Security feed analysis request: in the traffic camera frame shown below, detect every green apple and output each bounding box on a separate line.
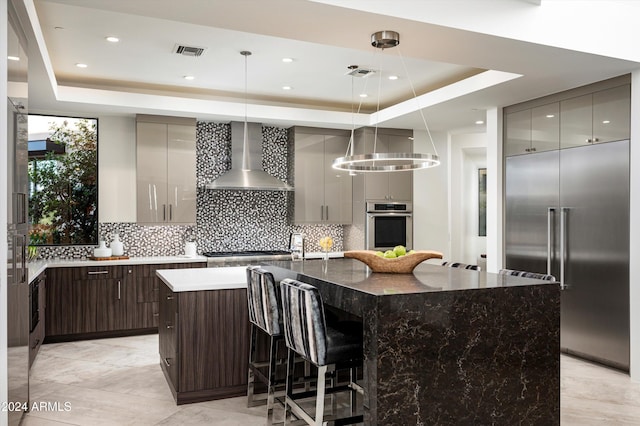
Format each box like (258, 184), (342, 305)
(375, 251), (384, 257)
(408, 249), (416, 255)
(393, 245), (407, 257)
(383, 250), (397, 259)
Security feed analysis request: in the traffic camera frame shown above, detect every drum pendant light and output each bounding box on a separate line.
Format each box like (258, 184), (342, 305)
(332, 31), (440, 173)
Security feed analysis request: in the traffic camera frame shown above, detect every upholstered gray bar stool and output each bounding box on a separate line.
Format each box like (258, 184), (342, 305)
(246, 266), (289, 424)
(280, 278), (364, 426)
(442, 261), (481, 271)
(499, 268), (556, 281)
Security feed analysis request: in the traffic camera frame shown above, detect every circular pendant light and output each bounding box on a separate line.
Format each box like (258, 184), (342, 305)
(332, 30), (440, 173)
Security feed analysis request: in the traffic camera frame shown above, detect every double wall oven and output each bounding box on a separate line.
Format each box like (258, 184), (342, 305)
(366, 201), (413, 251)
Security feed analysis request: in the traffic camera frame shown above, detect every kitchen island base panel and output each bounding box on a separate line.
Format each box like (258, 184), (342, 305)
(375, 285), (559, 425)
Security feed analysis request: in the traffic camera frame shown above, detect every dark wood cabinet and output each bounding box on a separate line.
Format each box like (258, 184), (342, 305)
(45, 261), (205, 341)
(129, 262), (205, 329)
(29, 272), (46, 367)
(158, 281), (250, 404)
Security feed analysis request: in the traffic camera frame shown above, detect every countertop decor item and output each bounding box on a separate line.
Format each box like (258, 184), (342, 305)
(93, 240), (112, 258)
(344, 249), (442, 273)
(110, 233), (124, 256)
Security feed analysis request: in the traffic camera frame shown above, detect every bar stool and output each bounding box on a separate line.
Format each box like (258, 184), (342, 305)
(280, 278), (364, 425)
(246, 266), (288, 424)
(442, 261), (481, 271)
(499, 268), (556, 281)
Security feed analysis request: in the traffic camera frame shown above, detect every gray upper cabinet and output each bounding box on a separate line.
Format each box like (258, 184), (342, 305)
(560, 84), (630, 148)
(355, 128), (413, 201)
(136, 115), (196, 224)
(505, 102), (559, 156)
(293, 127), (352, 224)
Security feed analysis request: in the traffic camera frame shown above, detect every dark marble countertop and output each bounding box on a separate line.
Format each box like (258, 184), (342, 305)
(264, 258), (557, 297)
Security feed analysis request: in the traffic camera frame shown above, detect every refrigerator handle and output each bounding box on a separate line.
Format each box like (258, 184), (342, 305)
(560, 207), (568, 290)
(547, 207), (555, 276)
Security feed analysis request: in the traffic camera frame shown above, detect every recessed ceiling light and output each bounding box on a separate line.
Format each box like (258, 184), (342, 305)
(282, 85), (292, 90)
(546, 114), (555, 118)
(602, 120), (611, 124)
(7, 55), (20, 61)
(105, 36), (119, 43)
(475, 120), (485, 125)
(183, 75), (195, 80)
(282, 57), (293, 63)
(388, 75), (398, 80)
(75, 63), (88, 68)
(359, 93), (368, 98)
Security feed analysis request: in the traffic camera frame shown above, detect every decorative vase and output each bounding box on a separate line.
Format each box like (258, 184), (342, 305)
(110, 233), (124, 256)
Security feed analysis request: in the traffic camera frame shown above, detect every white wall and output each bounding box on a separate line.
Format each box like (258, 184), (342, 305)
(98, 116), (136, 223)
(449, 132), (487, 265)
(413, 129), (449, 258)
(485, 107), (502, 273)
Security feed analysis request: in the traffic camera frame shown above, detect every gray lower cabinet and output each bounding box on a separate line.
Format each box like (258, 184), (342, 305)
(45, 262), (205, 341)
(158, 282), (251, 404)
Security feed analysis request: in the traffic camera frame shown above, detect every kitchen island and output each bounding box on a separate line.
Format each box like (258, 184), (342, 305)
(263, 258), (560, 425)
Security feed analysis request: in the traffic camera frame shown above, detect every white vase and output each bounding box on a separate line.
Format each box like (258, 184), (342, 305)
(110, 233), (124, 256)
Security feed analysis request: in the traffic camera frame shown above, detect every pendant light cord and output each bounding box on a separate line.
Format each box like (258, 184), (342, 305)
(396, 45), (439, 157)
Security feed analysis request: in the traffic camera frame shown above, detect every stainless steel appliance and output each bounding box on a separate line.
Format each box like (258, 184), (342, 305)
(203, 250), (292, 267)
(7, 4), (30, 423)
(505, 140), (629, 370)
(366, 201), (413, 251)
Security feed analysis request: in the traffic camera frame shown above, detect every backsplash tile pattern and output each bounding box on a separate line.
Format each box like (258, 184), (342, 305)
(35, 223), (195, 259)
(38, 121), (344, 259)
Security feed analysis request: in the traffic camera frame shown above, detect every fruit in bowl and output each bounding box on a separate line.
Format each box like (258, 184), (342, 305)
(319, 236), (333, 251)
(344, 248), (443, 273)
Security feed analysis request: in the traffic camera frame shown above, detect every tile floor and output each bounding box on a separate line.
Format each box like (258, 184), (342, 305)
(22, 334), (640, 425)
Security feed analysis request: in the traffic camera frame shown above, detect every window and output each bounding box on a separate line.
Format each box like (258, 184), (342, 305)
(28, 115), (98, 245)
(478, 168), (487, 237)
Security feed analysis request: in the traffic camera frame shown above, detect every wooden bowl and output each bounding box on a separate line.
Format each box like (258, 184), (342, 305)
(344, 250), (443, 273)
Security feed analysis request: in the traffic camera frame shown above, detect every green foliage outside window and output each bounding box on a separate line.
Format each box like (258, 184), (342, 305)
(28, 117), (98, 245)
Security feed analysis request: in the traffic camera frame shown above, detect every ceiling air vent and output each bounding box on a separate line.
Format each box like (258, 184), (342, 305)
(174, 44), (206, 57)
(345, 67), (375, 78)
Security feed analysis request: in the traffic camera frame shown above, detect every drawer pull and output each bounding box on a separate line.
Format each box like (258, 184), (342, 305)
(167, 295), (174, 300)
(88, 270), (109, 275)
(153, 313), (159, 317)
(166, 324), (174, 329)
(164, 357), (171, 367)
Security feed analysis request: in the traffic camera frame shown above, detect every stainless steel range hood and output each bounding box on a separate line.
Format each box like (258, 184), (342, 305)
(206, 121), (293, 191)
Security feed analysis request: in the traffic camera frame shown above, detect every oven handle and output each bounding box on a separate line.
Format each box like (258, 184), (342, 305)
(367, 213), (413, 217)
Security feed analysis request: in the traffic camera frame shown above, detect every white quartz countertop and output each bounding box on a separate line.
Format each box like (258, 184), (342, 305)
(157, 266), (248, 292)
(28, 256), (207, 283)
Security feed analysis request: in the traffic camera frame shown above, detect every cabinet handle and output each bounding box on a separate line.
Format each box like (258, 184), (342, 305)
(164, 357), (171, 367)
(530, 147), (536, 152)
(118, 281), (121, 300)
(88, 270), (109, 275)
(586, 138), (593, 143)
(593, 138), (599, 143)
(167, 295), (174, 300)
(320, 205), (324, 221)
(163, 204), (167, 221)
(169, 204), (173, 221)
(153, 313), (159, 317)
(325, 205), (329, 221)
(166, 324), (174, 329)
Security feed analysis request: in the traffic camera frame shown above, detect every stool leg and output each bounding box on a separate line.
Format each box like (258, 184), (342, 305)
(314, 365), (327, 426)
(284, 348), (296, 425)
(247, 324), (258, 407)
(349, 366), (356, 416)
(266, 335), (278, 426)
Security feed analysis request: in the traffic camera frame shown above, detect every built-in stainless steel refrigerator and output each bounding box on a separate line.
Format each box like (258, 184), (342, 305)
(505, 140), (629, 371)
(7, 4), (30, 423)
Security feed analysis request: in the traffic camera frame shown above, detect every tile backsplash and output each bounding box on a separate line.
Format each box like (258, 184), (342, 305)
(36, 121), (344, 259)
